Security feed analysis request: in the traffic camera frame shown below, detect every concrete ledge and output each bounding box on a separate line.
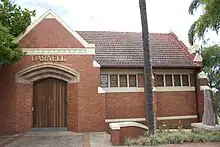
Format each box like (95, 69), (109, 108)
(200, 86), (211, 90)
(93, 60), (101, 68)
(197, 71), (208, 79)
(191, 123), (220, 131)
(109, 122), (148, 130)
(98, 87), (105, 93)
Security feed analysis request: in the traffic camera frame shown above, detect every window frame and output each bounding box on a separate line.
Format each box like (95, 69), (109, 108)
(100, 73), (139, 88)
(155, 73), (194, 87)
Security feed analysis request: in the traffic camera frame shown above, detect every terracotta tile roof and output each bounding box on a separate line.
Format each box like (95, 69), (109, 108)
(77, 31), (200, 68)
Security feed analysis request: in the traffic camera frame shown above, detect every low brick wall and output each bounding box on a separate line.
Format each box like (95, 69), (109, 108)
(109, 122), (148, 146)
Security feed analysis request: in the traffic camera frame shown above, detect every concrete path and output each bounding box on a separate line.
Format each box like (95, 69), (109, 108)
(3, 132), (83, 147)
(89, 132), (112, 147)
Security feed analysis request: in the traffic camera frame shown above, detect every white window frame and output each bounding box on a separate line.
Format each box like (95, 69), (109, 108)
(155, 73), (194, 88)
(100, 73), (139, 88)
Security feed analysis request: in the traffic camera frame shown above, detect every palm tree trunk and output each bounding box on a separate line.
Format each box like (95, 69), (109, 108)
(139, 0), (156, 135)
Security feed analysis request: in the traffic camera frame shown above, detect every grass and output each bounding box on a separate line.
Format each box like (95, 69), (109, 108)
(124, 130), (220, 146)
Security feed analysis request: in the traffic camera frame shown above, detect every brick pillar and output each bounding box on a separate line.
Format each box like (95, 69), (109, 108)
(110, 129), (120, 146)
(15, 83), (33, 133)
(197, 71), (210, 122)
(67, 83), (79, 132)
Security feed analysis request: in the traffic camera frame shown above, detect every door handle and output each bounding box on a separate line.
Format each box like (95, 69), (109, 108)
(32, 107), (34, 111)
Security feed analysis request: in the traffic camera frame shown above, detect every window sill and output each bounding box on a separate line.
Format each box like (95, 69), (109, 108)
(102, 87), (144, 93)
(101, 86), (195, 93)
(156, 86), (195, 92)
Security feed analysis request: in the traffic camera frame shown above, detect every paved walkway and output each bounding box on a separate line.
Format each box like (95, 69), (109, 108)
(1, 131), (220, 147)
(1, 132), (83, 147)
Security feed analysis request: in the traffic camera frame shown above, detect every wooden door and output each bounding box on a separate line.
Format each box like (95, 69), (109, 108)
(33, 78), (67, 128)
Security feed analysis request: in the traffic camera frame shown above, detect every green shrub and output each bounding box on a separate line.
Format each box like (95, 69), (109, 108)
(124, 130), (220, 146)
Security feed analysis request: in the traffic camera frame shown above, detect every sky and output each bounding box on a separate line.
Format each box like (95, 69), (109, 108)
(15, 0), (219, 50)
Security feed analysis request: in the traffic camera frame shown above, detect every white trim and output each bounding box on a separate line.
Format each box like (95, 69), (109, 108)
(117, 74), (120, 87)
(163, 74), (166, 86)
(136, 74), (139, 87)
(103, 87), (144, 93)
(155, 87), (195, 92)
(101, 70), (143, 74)
(172, 74), (175, 87)
(23, 48), (95, 55)
(191, 123), (220, 131)
(15, 9), (95, 48)
(102, 87), (195, 93)
(106, 115), (198, 123)
(98, 87), (105, 93)
(154, 70), (194, 74)
(127, 75), (129, 87)
(200, 86), (211, 90)
(105, 118), (146, 123)
(180, 74), (183, 86)
(188, 73), (191, 87)
(45, 13), (54, 19)
(109, 122), (148, 130)
(157, 115), (198, 121)
(93, 61), (101, 68)
(193, 53), (203, 62)
(197, 71), (208, 79)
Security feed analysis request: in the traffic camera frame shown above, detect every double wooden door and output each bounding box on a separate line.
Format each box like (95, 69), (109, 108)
(33, 78), (67, 128)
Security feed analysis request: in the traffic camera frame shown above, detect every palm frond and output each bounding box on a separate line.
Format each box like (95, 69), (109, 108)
(188, 0), (203, 15)
(188, 22), (196, 45)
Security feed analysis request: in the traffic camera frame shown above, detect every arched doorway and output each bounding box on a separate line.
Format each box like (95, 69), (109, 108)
(33, 78), (67, 128)
(16, 63), (79, 130)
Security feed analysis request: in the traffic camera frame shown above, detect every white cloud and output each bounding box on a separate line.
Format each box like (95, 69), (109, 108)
(16, 0), (219, 47)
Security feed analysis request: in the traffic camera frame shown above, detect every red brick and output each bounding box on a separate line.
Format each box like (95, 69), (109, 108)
(156, 91), (197, 117)
(19, 19), (84, 48)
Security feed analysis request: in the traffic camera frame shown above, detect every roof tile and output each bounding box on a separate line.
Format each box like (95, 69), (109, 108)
(77, 31), (200, 68)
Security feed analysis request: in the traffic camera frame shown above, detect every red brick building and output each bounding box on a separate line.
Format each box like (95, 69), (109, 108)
(0, 10), (208, 135)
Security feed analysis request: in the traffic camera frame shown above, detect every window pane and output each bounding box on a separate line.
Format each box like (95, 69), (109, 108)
(129, 75), (137, 87)
(182, 74), (189, 86)
(165, 75), (172, 86)
(100, 74), (108, 87)
(156, 75), (164, 86)
(138, 74), (144, 87)
(174, 75), (181, 86)
(190, 73), (195, 86)
(110, 74), (118, 87)
(119, 75), (127, 87)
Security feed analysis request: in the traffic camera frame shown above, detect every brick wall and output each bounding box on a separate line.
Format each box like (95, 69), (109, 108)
(156, 91), (197, 117)
(0, 54), (106, 134)
(19, 19), (84, 48)
(105, 92), (145, 119)
(0, 16), (107, 135)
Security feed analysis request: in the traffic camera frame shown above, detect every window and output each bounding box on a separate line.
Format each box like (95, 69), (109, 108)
(190, 73), (195, 86)
(129, 75), (137, 87)
(100, 74), (108, 88)
(120, 75), (127, 87)
(138, 74), (144, 87)
(165, 75), (172, 86)
(110, 74), (118, 87)
(182, 74), (189, 86)
(156, 75), (164, 86)
(174, 75), (181, 86)
(155, 73), (194, 87)
(100, 73), (138, 88)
